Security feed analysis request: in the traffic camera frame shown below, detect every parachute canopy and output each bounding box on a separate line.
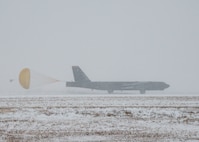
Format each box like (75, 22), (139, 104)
(19, 68), (30, 89)
(19, 68), (59, 89)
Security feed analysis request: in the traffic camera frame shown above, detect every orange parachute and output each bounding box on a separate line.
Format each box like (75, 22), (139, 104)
(19, 68), (59, 89)
(19, 68), (31, 89)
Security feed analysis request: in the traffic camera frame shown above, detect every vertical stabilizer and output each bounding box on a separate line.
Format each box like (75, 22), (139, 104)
(72, 66), (91, 82)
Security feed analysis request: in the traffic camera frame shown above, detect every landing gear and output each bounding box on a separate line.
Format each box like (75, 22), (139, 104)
(108, 90), (114, 94)
(140, 90), (146, 94)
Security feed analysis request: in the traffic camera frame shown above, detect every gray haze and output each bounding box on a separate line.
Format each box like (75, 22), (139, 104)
(0, 0), (199, 93)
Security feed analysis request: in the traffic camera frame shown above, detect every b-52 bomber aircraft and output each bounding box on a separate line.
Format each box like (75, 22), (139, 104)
(66, 66), (169, 94)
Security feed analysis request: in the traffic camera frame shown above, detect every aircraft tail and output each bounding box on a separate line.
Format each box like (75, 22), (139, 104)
(72, 66), (91, 82)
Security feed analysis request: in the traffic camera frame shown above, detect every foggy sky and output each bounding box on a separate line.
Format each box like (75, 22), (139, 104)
(0, 0), (199, 93)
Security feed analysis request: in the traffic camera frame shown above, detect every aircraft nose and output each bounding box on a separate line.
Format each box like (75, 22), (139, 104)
(165, 83), (170, 88)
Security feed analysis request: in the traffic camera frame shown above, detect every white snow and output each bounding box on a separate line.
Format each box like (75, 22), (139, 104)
(0, 94), (199, 141)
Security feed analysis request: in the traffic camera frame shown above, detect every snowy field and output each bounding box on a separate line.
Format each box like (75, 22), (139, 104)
(0, 94), (199, 141)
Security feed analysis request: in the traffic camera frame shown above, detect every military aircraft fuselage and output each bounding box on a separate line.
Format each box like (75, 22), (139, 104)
(66, 66), (170, 94)
(66, 81), (169, 94)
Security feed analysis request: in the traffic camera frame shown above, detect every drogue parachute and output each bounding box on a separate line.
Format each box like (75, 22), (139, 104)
(19, 68), (60, 89)
(19, 68), (30, 89)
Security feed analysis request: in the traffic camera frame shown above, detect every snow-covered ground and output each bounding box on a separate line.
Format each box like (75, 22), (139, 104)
(0, 94), (199, 141)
